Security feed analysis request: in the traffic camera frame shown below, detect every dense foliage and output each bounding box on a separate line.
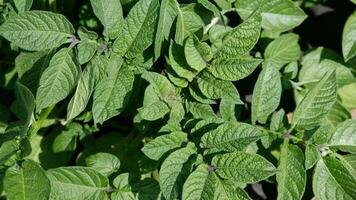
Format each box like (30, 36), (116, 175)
(0, 0), (356, 199)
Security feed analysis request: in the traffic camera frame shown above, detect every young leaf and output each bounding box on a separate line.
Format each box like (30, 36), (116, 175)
(342, 11), (356, 61)
(4, 160), (51, 200)
(92, 60), (134, 124)
(141, 131), (187, 160)
(313, 156), (356, 200)
(305, 143), (321, 170)
(212, 151), (276, 183)
(67, 56), (108, 120)
(276, 141), (306, 200)
(90, 0), (123, 39)
(201, 121), (264, 153)
(208, 56), (262, 81)
(251, 66), (282, 124)
(159, 143), (197, 200)
(214, 12), (261, 57)
(264, 33), (301, 69)
(215, 180), (251, 200)
(0, 11), (74, 51)
(113, 0), (159, 58)
(328, 119), (356, 152)
(182, 164), (218, 200)
(184, 35), (212, 72)
(235, 0), (307, 32)
(85, 152), (120, 176)
(219, 98), (238, 121)
(169, 41), (197, 82)
(36, 48), (81, 111)
(77, 40), (99, 65)
(46, 167), (109, 200)
(292, 70), (337, 130)
(270, 109), (287, 132)
(141, 71), (177, 100)
(196, 72), (242, 103)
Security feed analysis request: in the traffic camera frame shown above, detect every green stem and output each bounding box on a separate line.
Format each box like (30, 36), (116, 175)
(256, 125), (303, 143)
(28, 105), (55, 139)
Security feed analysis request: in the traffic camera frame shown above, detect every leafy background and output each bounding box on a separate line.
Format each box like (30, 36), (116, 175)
(0, 0), (356, 200)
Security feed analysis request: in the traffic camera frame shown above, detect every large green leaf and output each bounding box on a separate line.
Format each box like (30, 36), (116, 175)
(201, 121), (264, 153)
(4, 160), (51, 200)
(0, 11), (74, 51)
(46, 167), (109, 200)
(342, 11), (356, 61)
(159, 143), (197, 200)
(235, 0), (307, 32)
(138, 100), (170, 121)
(92, 59), (134, 124)
(292, 70), (337, 130)
(67, 56), (108, 120)
(208, 56), (262, 81)
(196, 72), (242, 103)
(85, 152), (120, 176)
(264, 33), (301, 69)
(328, 119), (356, 152)
(36, 48), (81, 111)
(90, 0), (123, 39)
(214, 12), (261, 57)
(251, 65), (282, 124)
(182, 164), (218, 200)
(154, 0), (178, 60)
(276, 142), (306, 200)
(212, 151), (276, 183)
(141, 131), (187, 160)
(113, 0), (159, 58)
(313, 155), (356, 200)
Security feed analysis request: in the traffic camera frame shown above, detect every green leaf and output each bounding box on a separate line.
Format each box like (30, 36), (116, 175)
(92, 61), (134, 124)
(77, 40), (99, 65)
(182, 164), (218, 200)
(188, 101), (216, 120)
(0, 11), (74, 51)
(215, 179), (251, 200)
(141, 131), (187, 160)
(46, 167), (109, 200)
(235, 0), (307, 32)
(52, 129), (77, 153)
(313, 155), (356, 200)
(113, 0), (159, 58)
(208, 56), (262, 81)
(184, 35), (212, 72)
(90, 0), (123, 39)
(342, 11), (356, 61)
(214, 12), (261, 57)
(168, 41), (197, 82)
(4, 160), (51, 200)
(77, 27), (98, 40)
(0, 140), (18, 165)
(13, 82), (35, 136)
(67, 56), (108, 120)
(201, 121), (264, 153)
(36, 48), (81, 111)
(14, 0), (33, 12)
(328, 119), (356, 152)
(154, 0), (178, 60)
(196, 72), (242, 103)
(292, 70), (337, 130)
(212, 151), (276, 183)
(159, 143), (197, 200)
(276, 142), (306, 200)
(305, 143), (321, 170)
(219, 98), (238, 121)
(141, 71), (178, 100)
(270, 109), (287, 132)
(138, 100), (170, 121)
(85, 152), (120, 176)
(251, 66), (282, 124)
(264, 33), (301, 69)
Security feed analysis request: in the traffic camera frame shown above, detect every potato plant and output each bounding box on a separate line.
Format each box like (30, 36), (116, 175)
(0, 0), (356, 199)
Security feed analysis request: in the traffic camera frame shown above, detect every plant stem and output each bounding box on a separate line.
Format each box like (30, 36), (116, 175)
(256, 125), (303, 143)
(28, 104), (55, 139)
